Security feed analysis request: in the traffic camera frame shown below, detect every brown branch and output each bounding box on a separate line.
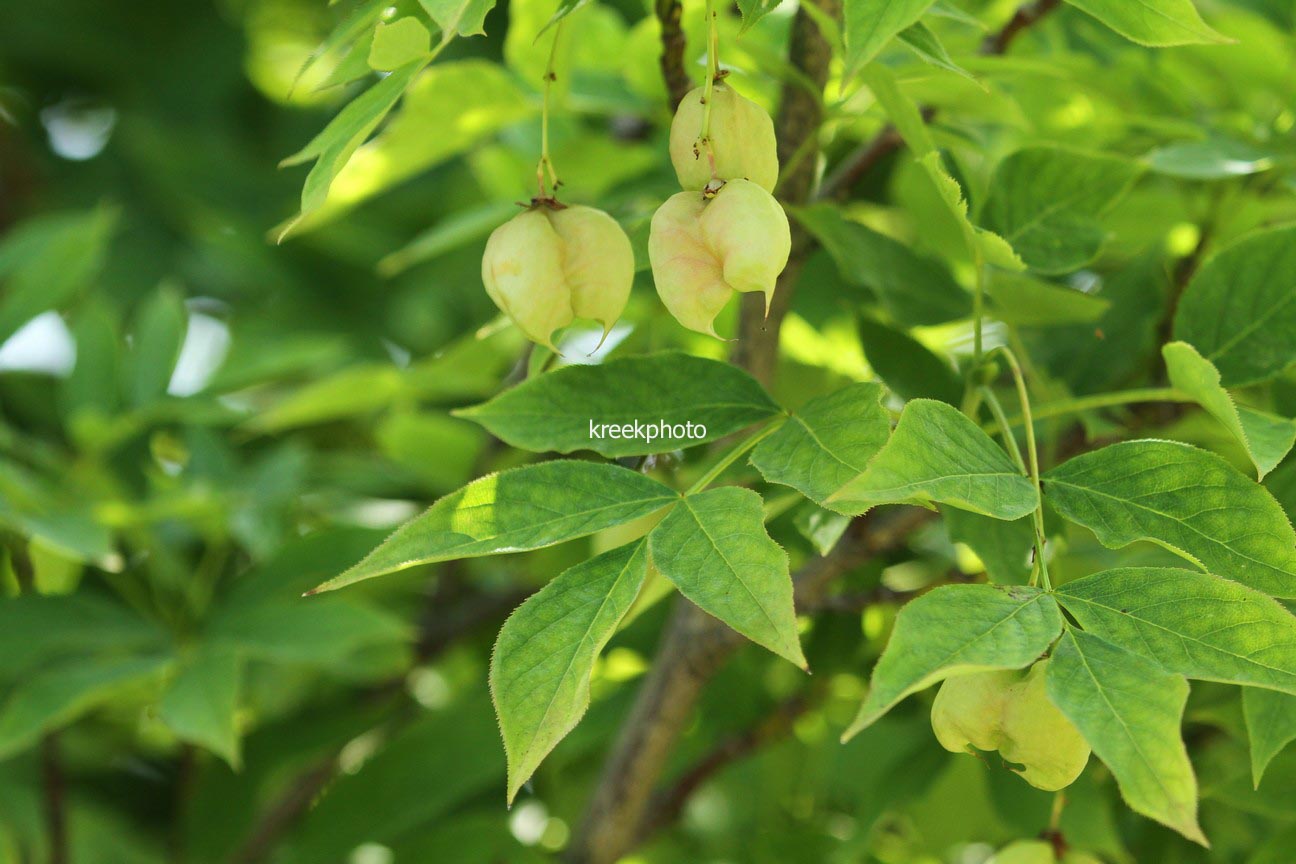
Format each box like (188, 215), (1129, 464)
(731, 0), (839, 386)
(821, 0), (1061, 203)
(230, 758), (337, 864)
(566, 508), (924, 864)
(636, 688), (821, 843)
(656, 0), (692, 111)
(568, 4), (1063, 861)
(4, 534), (65, 864)
(982, 0), (1062, 55)
(41, 735), (68, 864)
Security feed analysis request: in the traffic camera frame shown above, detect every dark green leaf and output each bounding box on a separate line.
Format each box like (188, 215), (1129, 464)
(1044, 441), (1296, 598)
(793, 204), (971, 327)
(843, 0), (939, 79)
(1062, 0), (1229, 46)
(160, 647), (242, 767)
(1173, 224), (1296, 386)
(857, 316), (962, 404)
(458, 353), (780, 458)
(491, 540), (647, 802)
(128, 286), (187, 407)
(0, 655), (169, 758)
(0, 207), (117, 344)
(982, 146), (1141, 274)
(1164, 341), (1296, 478)
(312, 461), (678, 591)
(1047, 629), (1205, 844)
(1146, 139), (1276, 180)
(843, 584), (1063, 738)
(828, 399), (1038, 519)
(1243, 688), (1296, 787)
(1057, 567), (1296, 692)
(750, 382), (890, 505)
(0, 593), (164, 683)
(649, 487), (805, 667)
(944, 508), (1034, 585)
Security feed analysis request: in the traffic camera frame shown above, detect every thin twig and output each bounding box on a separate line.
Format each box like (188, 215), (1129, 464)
(230, 758), (337, 864)
(567, 4), (1063, 861)
(655, 0), (692, 111)
(821, 0), (1060, 203)
(636, 689), (821, 843)
(566, 508), (926, 864)
(731, 0), (840, 386)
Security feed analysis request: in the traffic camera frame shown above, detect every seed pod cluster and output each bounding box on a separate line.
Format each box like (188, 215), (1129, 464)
(481, 203), (633, 350)
(930, 660), (1090, 792)
(650, 82), (790, 338)
(481, 75), (788, 345)
(987, 841), (1103, 864)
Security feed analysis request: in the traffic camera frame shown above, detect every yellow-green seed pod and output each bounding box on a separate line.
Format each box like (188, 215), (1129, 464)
(669, 82), (779, 193)
(1000, 661), (1091, 791)
(988, 840), (1057, 864)
(482, 204), (633, 349)
(648, 179), (790, 338)
(930, 669), (1020, 754)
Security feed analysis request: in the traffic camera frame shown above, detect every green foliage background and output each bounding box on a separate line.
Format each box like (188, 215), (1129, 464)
(2, 0), (1296, 862)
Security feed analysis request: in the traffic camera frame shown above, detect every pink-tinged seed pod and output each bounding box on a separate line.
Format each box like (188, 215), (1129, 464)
(648, 179), (790, 338)
(481, 204), (633, 350)
(669, 82), (779, 193)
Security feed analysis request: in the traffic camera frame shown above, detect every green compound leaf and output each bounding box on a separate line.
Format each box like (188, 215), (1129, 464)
(418, 0), (496, 38)
(1173, 224), (1296, 387)
(458, 353), (780, 458)
(750, 382), (891, 506)
(828, 399), (1038, 519)
(491, 540), (648, 803)
(736, 0), (782, 32)
(1043, 440), (1296, 598)
(944, 508), (1034, 585)
(312, 461), (678, 592)
(982, 146), (1142, 274)
(1243, 688), (1296, 787)
(1057, 567), (1296, 693)
(1062, 0), (1230, 47)
(160, 647), (242, 768)
(279, 59), (427, 240)
(1047, 629), (1206, 845)
(1163, 341), (1296, 478)
(0, 655), (170, 759)
(843, 584), (1063, 740)
(368, 18), (431, 71)
(987, 272), (1111, 327)
(648, 487), (805, 668)
(793, 204), (970, 327)
(843, 0), (939, 80)
(898, 21), (977, 82)
(857, 316), (963, 406)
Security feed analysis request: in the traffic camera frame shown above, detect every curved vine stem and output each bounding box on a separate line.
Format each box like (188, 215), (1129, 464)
(989, 346), (1050, 590)
(536, 20), (566, 198)
(685, 419), (785, 495)
(698, 0), (720, 177)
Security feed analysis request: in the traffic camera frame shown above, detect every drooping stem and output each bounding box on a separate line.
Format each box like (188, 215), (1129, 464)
(990, 346), (1050, 589)
(992, 387), (1188, 429)
(698, 0), (720, 170)
(980, 387), (1026, 474)
(685, 418), (785, 495)
(536, 20), (566, 198)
